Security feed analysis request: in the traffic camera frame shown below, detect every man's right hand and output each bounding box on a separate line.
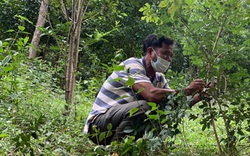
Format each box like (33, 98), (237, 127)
(185, 79), (205, 95)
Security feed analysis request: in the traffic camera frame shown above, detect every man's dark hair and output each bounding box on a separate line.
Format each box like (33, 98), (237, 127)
(143, 34), (174, 55)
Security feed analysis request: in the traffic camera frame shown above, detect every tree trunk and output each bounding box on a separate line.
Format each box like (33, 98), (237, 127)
(65, 0), (85, 111)
(28, 0), (49, 59)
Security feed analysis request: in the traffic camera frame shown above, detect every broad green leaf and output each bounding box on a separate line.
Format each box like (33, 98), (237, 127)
(108, 77), (123, 83)
(99, 132), (106, 142)
(101, 63), (109, 68)
(159, 0), (169, 8)
(106, 131), (113, 138)
(38, 26), (45, 32)
(164, 110), (172, 115)
(113, 65), (125, 71)
(23, 37), (29, 45)
(107, 123), (112, 131)
(139, 3), (150, 12)
(126, 76), (135, 87)
(0, 134), (9, 138)
(1, 55), (11, 66)
(14, 15), (33, 24)
(18, 26), (25, 31)
(129, 108), (139, 117)
(3, 66), (14, 72)
(122, 13), (127, 17)
(148, 114), (158, 119)
(147, 102), (157, 111)
(92, 125), (99, 133)
(6, 29), (15, 33)
(238, 47), (245, 52)
(122, 146), (133, 155)
(137, 88), (144, 94)
(161, 118), (168, 124)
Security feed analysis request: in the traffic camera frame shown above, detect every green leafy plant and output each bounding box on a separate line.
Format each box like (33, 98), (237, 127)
(139, 0), (250, 155)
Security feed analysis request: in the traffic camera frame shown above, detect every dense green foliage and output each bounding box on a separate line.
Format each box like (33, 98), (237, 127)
(0, 0), (39, 38)
(139, 0), (250, 155)
(0, 0), (250, 155)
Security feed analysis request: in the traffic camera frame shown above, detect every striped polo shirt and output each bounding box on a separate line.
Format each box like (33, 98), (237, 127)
(83, 57), (169, 133)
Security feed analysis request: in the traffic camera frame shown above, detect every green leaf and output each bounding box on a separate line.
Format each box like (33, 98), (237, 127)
(129, 108), (139, 117)
(107, 123), (112, 131)
(137, 88), (144, 94)
(139, 3), (150, 12)
(1, 55), (12, 66)
(161, 118), (168, 124)
(108, 77), (123, 83)
(113, 65), (125, 71)
(23, 37), (29, 45)
(122, 146), (133, 155)
(148, 114), (158, 120)
(6, 29), (15, 33)
(0, 134), (9, 138)
(18, 26), (25, 31)
(122, 13), (128, 17)
(159, 0), (169, 8)
(148, 102), (157, 111)
(3, 66), (14, 72)
(126, 76), (135, 87)
(92, 125), (99, 133)
(14, 15), (33, 24)
(164, 110), (172, 115)
(123, 128), (134, 133)
(99, 132), (106, 142)
(38, 26), (45, 32)
(106, 131), (113, 138)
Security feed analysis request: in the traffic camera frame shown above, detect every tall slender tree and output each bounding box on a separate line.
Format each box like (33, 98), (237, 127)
(65, 0), (86, 111)
(28, 0), (49, 59)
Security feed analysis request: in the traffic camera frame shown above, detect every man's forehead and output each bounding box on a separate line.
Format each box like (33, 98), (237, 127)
(160, 44), (174, 51)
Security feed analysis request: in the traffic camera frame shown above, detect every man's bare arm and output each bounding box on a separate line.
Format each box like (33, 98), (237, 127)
(133, 82), (175, 103)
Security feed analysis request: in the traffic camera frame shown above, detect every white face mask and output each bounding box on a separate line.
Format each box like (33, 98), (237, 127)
(151, 49), (171, 73)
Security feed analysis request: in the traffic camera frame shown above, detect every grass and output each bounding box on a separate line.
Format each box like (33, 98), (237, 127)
(172, 115), (219, 156)
(1, 78), (249, 155)
(169, 105), (250, 156)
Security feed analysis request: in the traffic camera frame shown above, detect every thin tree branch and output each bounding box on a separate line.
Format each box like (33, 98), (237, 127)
(211, 26), (223, 55)
(60, 0), (70, 21)
(83, 0), (91, 17)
